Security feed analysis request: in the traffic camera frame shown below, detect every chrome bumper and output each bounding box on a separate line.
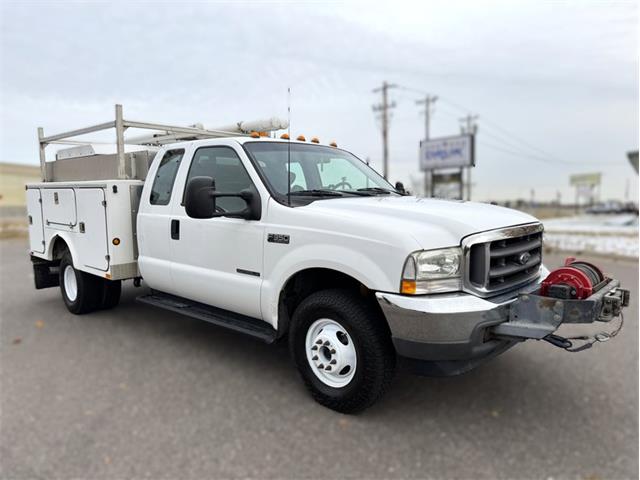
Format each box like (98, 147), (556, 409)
(375, 268), (548, 362)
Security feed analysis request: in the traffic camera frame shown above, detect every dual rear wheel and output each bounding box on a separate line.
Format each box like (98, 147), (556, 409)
(59, 253), (121, 314)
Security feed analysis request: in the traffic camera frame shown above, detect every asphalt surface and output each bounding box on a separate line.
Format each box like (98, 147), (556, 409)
(1, 238), (637, 479)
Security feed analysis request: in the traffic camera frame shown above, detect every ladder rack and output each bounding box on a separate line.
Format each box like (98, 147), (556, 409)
(37, 104), (288, 181)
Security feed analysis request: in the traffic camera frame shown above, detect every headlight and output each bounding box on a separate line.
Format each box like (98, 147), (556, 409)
(400, 247), (462, 294)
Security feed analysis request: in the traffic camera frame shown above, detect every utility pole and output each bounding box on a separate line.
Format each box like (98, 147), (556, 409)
(459, 113), (478, 201)
(416, 95), (438, 196)
(372, 81), (397, 180)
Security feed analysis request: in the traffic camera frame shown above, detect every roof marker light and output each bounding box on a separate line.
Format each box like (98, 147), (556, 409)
(329, 141), (338, 147)
(280, 133), (290, 140)
(297, 135), (306, 141)
(250, 131), (261, 138)
(311, 137), (320, 143)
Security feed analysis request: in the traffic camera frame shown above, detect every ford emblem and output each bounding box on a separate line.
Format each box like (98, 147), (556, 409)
(518, 252), (532, 265)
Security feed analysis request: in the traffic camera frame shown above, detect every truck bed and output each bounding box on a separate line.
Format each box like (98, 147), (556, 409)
(26, 179), (144, 280)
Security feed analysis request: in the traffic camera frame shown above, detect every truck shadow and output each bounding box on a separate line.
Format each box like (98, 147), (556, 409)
(90, 284), (590, 424)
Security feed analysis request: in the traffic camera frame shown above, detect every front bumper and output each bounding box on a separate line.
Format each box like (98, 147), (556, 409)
(375, 278), (542, 364)
(376, 266), (629, 374)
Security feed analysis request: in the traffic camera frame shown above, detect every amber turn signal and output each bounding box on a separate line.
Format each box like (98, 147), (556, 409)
(401, 280), (417, 294)
(112, 237), (121, 246)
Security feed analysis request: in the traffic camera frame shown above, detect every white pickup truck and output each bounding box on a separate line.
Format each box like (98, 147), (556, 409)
(27, 106), (629, 413)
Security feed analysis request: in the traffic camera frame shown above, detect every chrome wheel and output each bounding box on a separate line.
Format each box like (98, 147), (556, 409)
(63, 265), (78, 302)
(305, 318), (357, 388)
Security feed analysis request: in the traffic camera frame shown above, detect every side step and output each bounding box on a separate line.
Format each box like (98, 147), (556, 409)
(137, 291), (277, 343)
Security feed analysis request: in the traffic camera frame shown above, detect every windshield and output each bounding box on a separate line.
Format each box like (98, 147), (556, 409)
(243, 142), (396, 200)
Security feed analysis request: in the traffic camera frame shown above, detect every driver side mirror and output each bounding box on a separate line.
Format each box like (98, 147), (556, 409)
(184, 176), (261, 220)
(395, 181), (407, 195)
(185, 176), (215, 218)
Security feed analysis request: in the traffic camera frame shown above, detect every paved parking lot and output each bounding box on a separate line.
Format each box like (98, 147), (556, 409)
(1, 238), (637, 479)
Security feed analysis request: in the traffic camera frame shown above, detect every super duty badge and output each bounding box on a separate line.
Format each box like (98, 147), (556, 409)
(268, 233), (290, 244)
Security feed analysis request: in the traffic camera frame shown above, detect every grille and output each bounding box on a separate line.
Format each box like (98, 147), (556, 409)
(465, 224), (543, 296)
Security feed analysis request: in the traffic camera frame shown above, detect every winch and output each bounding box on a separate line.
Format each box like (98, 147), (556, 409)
(491, 257), (630, 352)
(540, 258), (606, 300)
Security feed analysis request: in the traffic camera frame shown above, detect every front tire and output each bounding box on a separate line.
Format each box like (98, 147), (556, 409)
(59, 253), (102, 314)
(289, 289), (396, 413)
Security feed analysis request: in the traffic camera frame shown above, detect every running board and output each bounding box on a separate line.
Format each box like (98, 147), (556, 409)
(136, 291), (277, 343)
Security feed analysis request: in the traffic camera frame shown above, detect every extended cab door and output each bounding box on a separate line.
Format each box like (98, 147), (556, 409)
(169, 145), (265, 319)
(137, 149), (185, 294)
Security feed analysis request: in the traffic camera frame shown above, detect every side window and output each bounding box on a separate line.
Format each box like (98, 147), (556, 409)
(184, 147), (255, 212)
(317, 157), (370, 190)
(288, 162), (307, 191)
(150, 149), (184, 205)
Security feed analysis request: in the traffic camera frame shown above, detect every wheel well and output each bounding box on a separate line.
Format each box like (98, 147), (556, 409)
(51, 236), (69, 261)
(277, 268), (383, 337)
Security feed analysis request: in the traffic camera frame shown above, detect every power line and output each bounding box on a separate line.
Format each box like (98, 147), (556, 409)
(397, 83), (615, 167)
(438, 95), (589, 166)
(479, 141), (559, 164)
(479, 141), (626, 167)
(438, 104), (543, 155)
(440, 106), (614, 167)
(437, 105), (609, 166)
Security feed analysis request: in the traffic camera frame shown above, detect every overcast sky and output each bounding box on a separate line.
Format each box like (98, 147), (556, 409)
(1, 0), (637, 201)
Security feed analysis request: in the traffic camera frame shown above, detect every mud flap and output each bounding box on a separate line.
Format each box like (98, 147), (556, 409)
(31, 256), (60, 290)
(490, 279), (629, 350)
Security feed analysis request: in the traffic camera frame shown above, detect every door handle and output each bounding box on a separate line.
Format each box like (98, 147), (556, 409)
(171, 219), (180, 240)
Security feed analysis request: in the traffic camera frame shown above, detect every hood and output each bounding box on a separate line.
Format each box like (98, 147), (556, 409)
(304, 196), (540, 249)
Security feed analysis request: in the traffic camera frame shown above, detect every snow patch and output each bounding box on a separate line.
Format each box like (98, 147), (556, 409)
(542, 214), (638, 258)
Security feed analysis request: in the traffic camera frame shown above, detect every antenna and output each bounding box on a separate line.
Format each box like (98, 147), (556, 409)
(287, 87), (292, 206)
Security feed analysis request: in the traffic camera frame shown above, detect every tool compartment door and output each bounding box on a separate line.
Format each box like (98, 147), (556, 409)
(75, 188), (109, 271)
(26, 188), (45, 253)
(42, 188), (77, 229)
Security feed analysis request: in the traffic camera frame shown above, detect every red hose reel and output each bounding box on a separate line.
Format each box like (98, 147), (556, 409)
(540, 257), (607, 300)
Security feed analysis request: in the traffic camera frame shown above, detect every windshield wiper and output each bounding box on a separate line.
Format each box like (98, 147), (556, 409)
(289, 189), (344, 197)
(289, 189), (376, 198)
(356, 187), (394, 195)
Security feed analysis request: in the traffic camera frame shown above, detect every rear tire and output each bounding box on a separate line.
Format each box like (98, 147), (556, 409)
(289, 289), (396, 414)
(59, 253), (102, 314)
(100, 280), (121, 310)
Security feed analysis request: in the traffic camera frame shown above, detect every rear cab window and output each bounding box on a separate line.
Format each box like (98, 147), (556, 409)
(150, 149), (185, 205)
